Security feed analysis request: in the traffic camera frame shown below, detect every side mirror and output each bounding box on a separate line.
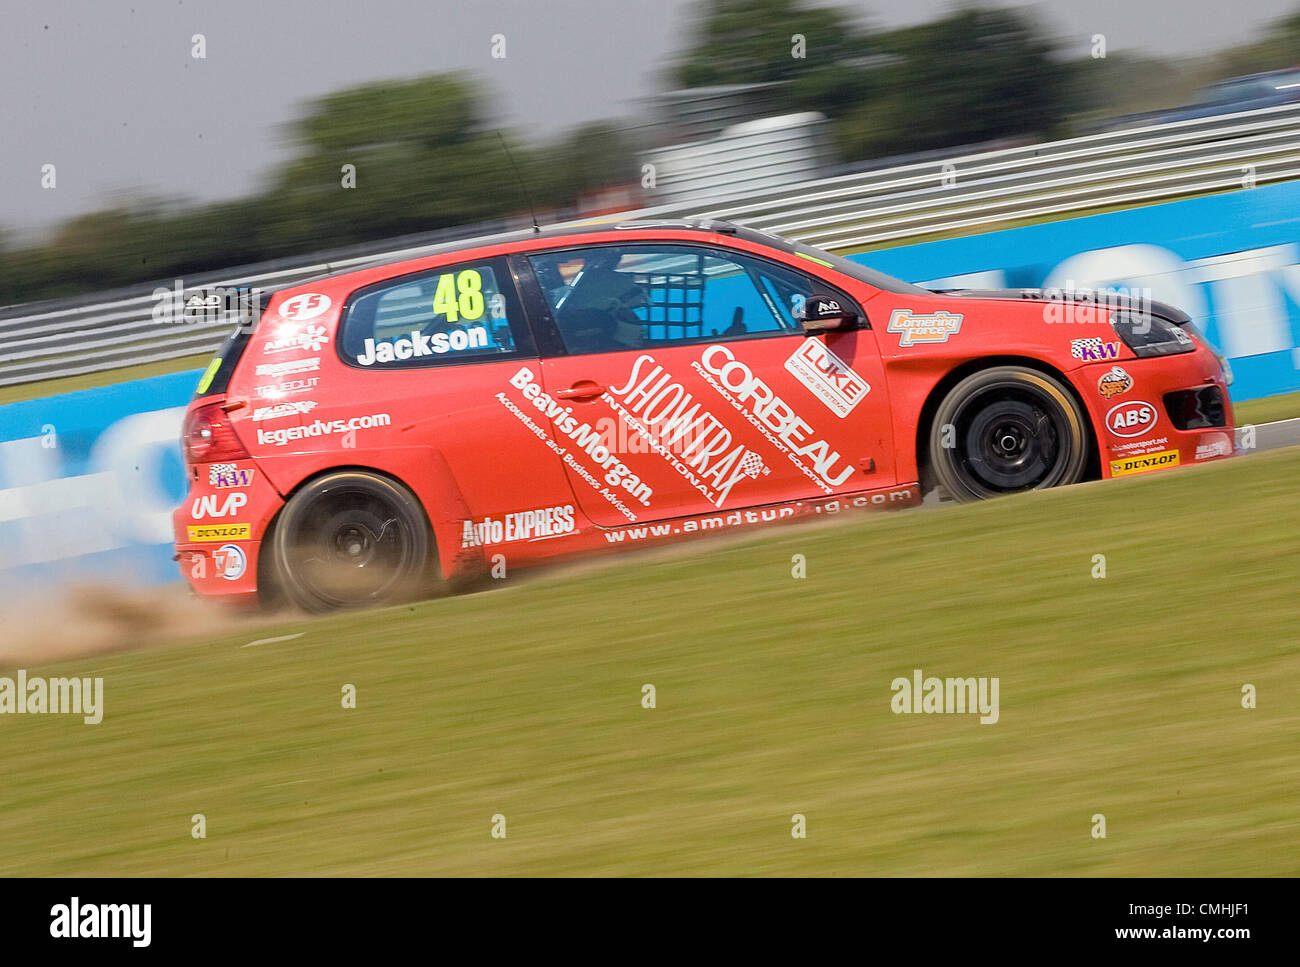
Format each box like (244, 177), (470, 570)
(798, 295), (858, 334)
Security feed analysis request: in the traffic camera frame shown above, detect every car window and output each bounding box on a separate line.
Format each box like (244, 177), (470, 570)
(527, 244), (833, 354)
(340, 259), (524, 368)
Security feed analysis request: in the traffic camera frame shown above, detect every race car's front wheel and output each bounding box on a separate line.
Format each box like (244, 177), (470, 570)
(928, 366), (1089, 502)
(271, 471), (433, 613)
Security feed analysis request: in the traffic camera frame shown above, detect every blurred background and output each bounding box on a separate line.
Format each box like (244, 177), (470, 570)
(3, 0), (1299, 304)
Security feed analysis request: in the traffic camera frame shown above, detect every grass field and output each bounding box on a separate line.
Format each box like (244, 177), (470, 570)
(1, 447), (1297, 875)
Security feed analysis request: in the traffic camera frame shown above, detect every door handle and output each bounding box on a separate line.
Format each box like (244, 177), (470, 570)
(555, 381), (607, 400)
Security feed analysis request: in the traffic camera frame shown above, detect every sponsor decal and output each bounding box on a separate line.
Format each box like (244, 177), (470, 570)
(696, 345), (853, 495)
(1172, 326), (1193, 346)
(608, 356), (780, 508)
(1110, 448), (1180, 476)
(255, 357), (320, 378)
(1096, 366), (1133, 400)
(254, 377), (320, 399)
(278, 293), (332, 321)
(356, 327), (489, 366)
(191, 492), (248, 520)
(1196, 440), (1232, 460)
(209, 463), (254, 488)
(1109, 435), (1168, 457)
(1070, 337), (1121, 361)
(187, 523), (252, 542)
(263, 323), (329, 355)
(255, 413), (391, 447)
(784, 339), (870, 417)
(886, 309), (963, 346)
(461, 504), (577, 548)
(504, 368), (654, 515)
(252, 400), (317, 422)
(213, 543), (247, 581)
(1106, 399), (1158, 438)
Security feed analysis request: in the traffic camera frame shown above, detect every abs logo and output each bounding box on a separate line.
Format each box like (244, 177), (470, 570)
(213, 543), (246, 580)
(1106, 400), (1158, 438)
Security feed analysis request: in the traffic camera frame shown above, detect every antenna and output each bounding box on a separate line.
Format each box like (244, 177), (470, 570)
(496, 131), (541, 234)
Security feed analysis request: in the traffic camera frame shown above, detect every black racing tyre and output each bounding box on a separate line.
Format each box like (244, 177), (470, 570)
(928, 366), (1089, 502)
(270, 471), (433, 613)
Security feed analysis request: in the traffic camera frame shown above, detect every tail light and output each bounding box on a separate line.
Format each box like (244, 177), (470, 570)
(183, 400), (250, 464)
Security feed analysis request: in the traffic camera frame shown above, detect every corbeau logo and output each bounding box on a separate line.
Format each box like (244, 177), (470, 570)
(886, 309), (963, 346)
(784, 339), (870, 417)
(1096, 366), (1133, 400)
(1110, 449), (1180, 476)
(191, 493), (248, 520)
(1106, 400), (1158, 438)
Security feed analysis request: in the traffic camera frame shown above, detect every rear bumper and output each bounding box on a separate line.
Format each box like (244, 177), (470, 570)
(171, 459), (283, 601)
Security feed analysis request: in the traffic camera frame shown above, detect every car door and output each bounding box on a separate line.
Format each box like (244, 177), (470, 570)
(513, 241), (896, 527)
(332, 255), (580, 548)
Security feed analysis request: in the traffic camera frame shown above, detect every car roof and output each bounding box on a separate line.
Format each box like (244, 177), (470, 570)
(275, 218), (773, 298)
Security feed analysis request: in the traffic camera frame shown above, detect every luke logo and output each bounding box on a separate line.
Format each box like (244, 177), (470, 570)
(1096, 366), (1133, 399)
(886, 309), (962, 346)
(784, 339), (870, 417)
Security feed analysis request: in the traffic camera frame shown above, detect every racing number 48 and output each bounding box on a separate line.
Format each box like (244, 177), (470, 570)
(433, 270), (484, 323)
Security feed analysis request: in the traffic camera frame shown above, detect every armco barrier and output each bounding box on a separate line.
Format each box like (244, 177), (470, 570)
(2, 182), (1299, 586)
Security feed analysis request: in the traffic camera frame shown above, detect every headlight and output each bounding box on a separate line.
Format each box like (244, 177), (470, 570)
(1109, 310), (1196, 358)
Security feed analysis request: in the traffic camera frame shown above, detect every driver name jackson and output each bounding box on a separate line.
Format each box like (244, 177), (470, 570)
(356, 326), (489, 365)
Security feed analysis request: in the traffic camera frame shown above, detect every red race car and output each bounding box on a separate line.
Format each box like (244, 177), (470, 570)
(173, 219), (1234, 611)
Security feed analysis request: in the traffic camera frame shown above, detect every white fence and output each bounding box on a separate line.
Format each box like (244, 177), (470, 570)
(3, 102), (1299, 387)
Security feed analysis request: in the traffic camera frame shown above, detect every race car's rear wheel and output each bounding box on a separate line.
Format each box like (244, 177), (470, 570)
(928, 366), (1089, 502)
(271, 471), (432, 613)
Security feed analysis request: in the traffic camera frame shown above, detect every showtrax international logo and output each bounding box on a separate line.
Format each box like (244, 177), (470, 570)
(886, 309), (963, 346)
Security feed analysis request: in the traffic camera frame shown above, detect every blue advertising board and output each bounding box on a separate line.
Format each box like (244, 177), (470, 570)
(850, 179), (1300, 400)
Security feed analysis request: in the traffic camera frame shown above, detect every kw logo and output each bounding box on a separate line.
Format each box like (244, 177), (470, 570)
(191, 493), (248, 519)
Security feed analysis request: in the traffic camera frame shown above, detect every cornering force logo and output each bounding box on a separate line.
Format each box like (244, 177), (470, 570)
(50, 898), (151, 947)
